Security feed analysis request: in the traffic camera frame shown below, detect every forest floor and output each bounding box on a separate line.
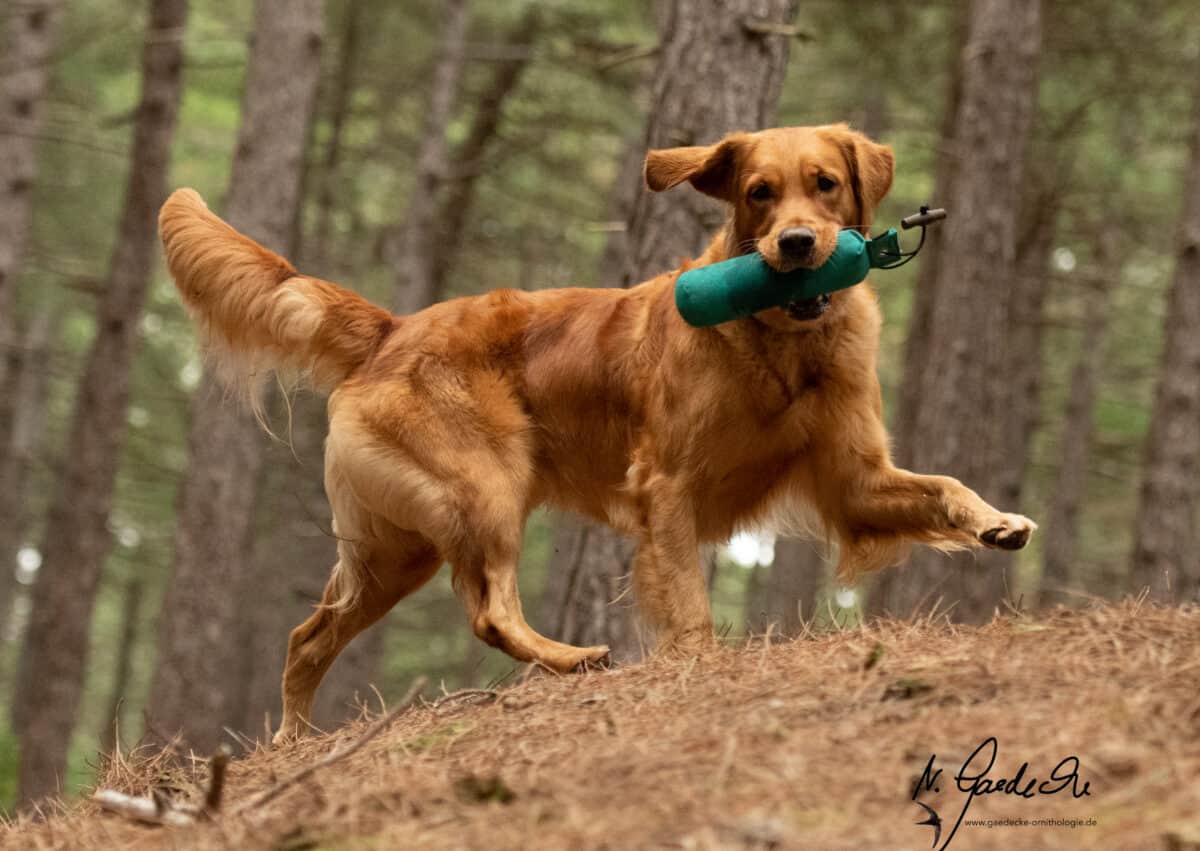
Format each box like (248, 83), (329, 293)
(3, 601), (1198, 851)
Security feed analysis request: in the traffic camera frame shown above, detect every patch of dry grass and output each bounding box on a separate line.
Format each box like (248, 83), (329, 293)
(3, 600), (1198, 850)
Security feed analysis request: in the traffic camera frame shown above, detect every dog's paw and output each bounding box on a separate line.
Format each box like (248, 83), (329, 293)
(979, 513), (1037, 551)
(271, 720), (309, 746)
(570, 646), (612, 673)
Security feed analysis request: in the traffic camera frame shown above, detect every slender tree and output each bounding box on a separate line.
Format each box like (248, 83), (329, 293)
(0, 309), (55, 644)
(0, 1), (63, 591)
(0, 0), (61, 325)
(744, 539), (824, 635)
(13, 0), (189, 806)
(146, 0), (324, 754)
(1040, 265), (1116, 605)
(889, 11), (967, 469)
(389, 0), (470, 314)
(310, 0), (362, 274)
(430, 8), (537, 297)
(870, 0), (1042, 622)
(545, 0), (799, 656)
(1129, 76), (1200, 603)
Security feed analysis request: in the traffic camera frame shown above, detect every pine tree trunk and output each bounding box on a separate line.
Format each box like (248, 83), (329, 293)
(545, 0), (799, 657)
(14, 0), (189, 807)
(744, 539), (824, 636)
(145, 0), (323, 754)
(1002, 194), (1059, 510)
(100, 576), (143, 753)
(390, 0), (470, 314)
(0, 309), (55, 646)
(870, 0), (1042, 623)
(430, 8), (536, 297)
(310, 0), (362, 274)
(0, 0), (61, 324)
(1040, 271), (1113, 606)
(1129, 79), (1200, 603)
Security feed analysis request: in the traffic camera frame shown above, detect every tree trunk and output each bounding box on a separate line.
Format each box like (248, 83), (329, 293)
(309, 0), (362, 273)
(0, 308), (56, 646)
(889, 8), (967, 468)
(0, 0), (62, 324)
(1039, 271), (1113, 606)
(145, 0), (323, 755)
(232, 403), (338, 736)
(100, 576), (143, 754)
(389, 0), (470, 314)
(870, 0), (1042, 623)
(1129, 78), (1200, 603)
(541, 515), (641, 661)
(545, 0), (799, 656)
(1002, 193), (1059, 511)
(744, 538), (824, 636)
(14, 0), (189, 807)
(430, 8), (537, 298)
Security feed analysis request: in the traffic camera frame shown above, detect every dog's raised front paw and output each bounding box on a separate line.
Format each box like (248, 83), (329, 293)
(979, 513), (1037, 551)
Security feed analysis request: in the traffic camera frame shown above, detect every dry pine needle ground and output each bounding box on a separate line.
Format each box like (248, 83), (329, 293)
(3, 600), (1198, 851)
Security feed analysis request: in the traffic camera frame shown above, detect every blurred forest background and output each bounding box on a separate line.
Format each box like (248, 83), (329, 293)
(1, 0), (1198, 813)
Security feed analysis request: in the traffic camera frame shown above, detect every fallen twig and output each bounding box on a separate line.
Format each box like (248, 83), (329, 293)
(93, 744), (233, 826)
(431, 687), (500, 710)
(204, 745), (231, 812)
(234, 676), (428, 815)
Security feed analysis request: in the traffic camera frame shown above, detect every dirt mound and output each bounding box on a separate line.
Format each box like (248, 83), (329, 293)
(4, 602), (1199, 850)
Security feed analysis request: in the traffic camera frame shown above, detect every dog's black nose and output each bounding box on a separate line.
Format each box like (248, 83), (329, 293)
(777, 227), (816, 260)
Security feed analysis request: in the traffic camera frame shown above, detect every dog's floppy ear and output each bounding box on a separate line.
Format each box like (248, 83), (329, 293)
(830, 124), (895, 228)
(643, 134), (750, 202)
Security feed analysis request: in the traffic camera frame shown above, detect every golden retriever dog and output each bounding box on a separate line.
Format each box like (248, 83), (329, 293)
(159, 124), (1036, 741)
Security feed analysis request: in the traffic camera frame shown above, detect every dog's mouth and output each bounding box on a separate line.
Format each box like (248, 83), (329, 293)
(785, 293), (831, 321)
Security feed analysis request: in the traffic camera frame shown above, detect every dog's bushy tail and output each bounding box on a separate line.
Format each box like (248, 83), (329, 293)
(159, 188), (393, 412)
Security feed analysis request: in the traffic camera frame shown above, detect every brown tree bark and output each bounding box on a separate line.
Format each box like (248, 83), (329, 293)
(145, 0), (323, 754)
(544, 0), (799, 657)
(889, 8), (967, 468)
(390, 0), (470, 314)
(869, 0), (1042, 623)
(1129, 78), (1200, 603)
(1001, 192), (1059, 509)
(430, 8), (537, 298)
(13, 0), (189, 807)
(744, 539), (824, 636)
(0, 308), (55, 646)
(0, 0), (61, 324)
(1039, 270), (1114, 606)
(100, 576), (143, 753)
(310, 0), (362, 274)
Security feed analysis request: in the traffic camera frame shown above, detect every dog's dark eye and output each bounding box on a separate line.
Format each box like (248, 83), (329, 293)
(817, 175), (837, 192)
(748, 183), (773, 202)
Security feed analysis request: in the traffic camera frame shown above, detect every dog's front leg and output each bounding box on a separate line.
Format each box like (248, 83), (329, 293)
(829, 463), (1037, 581)
(632, 469), (714, 651)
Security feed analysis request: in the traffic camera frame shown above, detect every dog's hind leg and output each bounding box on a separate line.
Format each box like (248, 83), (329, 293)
(325, 398), (609, 674)
(275, 522), (440, 743)
(447, 517), (612, 674)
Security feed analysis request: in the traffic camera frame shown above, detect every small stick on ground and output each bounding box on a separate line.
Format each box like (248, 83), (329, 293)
(204, 745), (232, 813)
(431, 688), (500, 710)
(234, 677), (428, 815)
(93, 744), (234, 826)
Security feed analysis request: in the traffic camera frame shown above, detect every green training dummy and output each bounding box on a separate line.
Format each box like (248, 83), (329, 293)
(674, 207), (946, 328)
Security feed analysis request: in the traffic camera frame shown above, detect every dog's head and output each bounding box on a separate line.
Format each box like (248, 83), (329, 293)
(644, 124), (894, 321)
